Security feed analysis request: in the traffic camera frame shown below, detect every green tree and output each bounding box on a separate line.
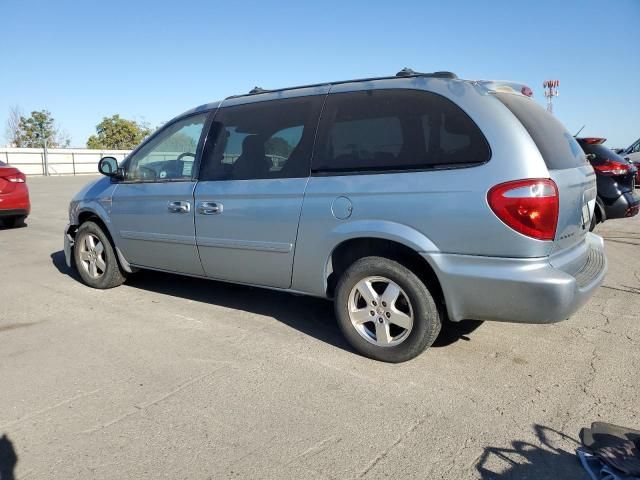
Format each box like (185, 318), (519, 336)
(87, 115), (152, 149)
(265, 136), (292, 158)
(158, 132), (198, 152)
(14, 110), (70, 148)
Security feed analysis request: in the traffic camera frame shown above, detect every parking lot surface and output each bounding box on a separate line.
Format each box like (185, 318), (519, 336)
(1, 175), (639, 479)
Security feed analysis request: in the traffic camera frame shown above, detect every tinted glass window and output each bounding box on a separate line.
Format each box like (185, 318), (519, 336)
(496, 93), (587, 170)
(200, 95), (323, 181)
(313, 89), (489, 173)
(578, 141), (627, 164)
(126, 113), (207, 182)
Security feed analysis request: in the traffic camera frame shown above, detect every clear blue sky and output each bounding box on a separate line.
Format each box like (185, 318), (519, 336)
(1, 0), (638, 148)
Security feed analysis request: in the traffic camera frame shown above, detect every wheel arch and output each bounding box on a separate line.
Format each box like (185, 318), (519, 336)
(594, 196), (607, 223)
(324, 236), (445, 315)
(74, 209), (134, 273)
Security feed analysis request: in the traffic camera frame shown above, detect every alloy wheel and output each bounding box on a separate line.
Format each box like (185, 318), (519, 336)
(348, 276), (414, 347)
(78, 233), (106, 279)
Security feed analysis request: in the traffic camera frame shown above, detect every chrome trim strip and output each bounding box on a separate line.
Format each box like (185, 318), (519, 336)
(119, 230), (195, 245)
(197, 236), (292, 253)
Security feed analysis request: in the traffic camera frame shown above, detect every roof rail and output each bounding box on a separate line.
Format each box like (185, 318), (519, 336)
(396, 67), (457, 79)
(225, 68), (459, 100)
(396, 67), (417, 77)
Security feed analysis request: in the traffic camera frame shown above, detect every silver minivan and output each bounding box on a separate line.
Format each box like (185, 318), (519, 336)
(64, 70), (606, 362)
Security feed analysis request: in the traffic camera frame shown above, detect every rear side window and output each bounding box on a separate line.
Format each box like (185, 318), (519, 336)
(496, 93), (587, 170)
(200, 95), (323, 181)
(313, 89), (490, 173)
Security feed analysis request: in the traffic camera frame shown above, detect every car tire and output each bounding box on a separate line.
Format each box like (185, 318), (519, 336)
(73, 221), (126, 289)
(334, 256), (441, 363)
(2, 216), (26, 228)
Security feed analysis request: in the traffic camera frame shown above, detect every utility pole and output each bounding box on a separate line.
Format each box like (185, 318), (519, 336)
(36, 128), (50, 176)
(543, 79), (560, 114)
(43, 136), (49, 176)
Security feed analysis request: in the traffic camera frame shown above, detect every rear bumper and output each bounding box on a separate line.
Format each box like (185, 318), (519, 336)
(0, 185), (30, 215)
(602, 191), (640, 220)
(425, 233), (607, 324)
(0, 208), (29, 218)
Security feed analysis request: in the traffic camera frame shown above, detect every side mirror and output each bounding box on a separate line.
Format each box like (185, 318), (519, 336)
(98, 157), (121, 178)
(613, 148), (624, 154)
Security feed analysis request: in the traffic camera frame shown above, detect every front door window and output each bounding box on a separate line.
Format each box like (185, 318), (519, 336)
(126, 113), (208, 182)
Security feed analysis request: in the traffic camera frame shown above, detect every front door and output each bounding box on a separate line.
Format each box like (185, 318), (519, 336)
(111, 112), (209, 275)
(194, 94), (325, 288)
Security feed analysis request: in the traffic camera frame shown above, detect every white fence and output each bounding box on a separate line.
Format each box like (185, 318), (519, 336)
(0, 148), (131, 176)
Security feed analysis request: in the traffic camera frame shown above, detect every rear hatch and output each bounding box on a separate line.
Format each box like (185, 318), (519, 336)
(495, 93), (596, 253)
(578, 139), (637, 191)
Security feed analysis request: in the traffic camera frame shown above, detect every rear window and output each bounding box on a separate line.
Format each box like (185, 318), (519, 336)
(313, 89), (490, 173)
(496, 93), (587, 170)
(578, 142), (627, 163)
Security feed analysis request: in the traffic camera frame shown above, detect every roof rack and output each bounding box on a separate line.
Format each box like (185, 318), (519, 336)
(226, 68), (459, 99)
(396, 67), (457, 79)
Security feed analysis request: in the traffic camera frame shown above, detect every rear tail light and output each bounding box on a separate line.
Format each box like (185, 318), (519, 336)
(487, 179), (559, 241)
(581, 137), (607, 145)
(592, 160), (630, 176)
(520, 86), (534, 97)
(3, 172), (26, 183)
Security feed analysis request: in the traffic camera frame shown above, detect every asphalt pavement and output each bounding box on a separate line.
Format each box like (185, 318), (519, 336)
(1, 175), (639, 479)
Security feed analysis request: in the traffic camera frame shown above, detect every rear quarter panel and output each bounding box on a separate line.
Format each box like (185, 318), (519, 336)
(291, 79), (555, 297)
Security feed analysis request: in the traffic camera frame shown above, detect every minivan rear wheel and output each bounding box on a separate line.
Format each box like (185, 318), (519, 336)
(74, 221), (126, 289)
(334, 256), (441, 362)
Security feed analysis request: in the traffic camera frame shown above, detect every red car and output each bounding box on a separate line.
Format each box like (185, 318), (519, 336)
(0, 161), (30, 228)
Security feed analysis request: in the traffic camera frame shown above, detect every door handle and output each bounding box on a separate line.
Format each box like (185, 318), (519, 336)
(167, 201), (191, 213)
(197, 201), (223, 215)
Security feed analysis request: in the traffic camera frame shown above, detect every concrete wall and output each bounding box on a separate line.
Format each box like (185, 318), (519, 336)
(0, 148), (130, 176)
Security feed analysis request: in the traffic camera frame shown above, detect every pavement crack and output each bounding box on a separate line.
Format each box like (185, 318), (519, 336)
(602, 239), (640, 247)
(355, 417), (426, 478)
(581, 347), (603, 418)
(0, 321), (43, 333)
(601, 285), (640, 295)
(80, 365), (227, 434)
(0, 388), (103, 430)
(293, 435), (342, 461)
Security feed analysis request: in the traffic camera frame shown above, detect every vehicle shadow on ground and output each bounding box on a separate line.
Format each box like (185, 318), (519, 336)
(0, 434), (18, 480)
(475, 424), (587, 479)
(0, 221), (27, 231)
(50, 250), (484, 353)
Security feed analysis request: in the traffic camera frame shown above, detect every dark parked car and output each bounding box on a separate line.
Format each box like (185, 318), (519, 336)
(619, 136), (640, 180)
(577, 137), (639, 230)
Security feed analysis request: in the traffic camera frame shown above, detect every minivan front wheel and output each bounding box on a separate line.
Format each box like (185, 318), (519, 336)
(334, 256), (441, 362)
(73, 221), (126, 289)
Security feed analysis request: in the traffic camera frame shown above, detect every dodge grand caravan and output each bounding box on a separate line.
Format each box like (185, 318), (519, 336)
(64, 69), (606, 362)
